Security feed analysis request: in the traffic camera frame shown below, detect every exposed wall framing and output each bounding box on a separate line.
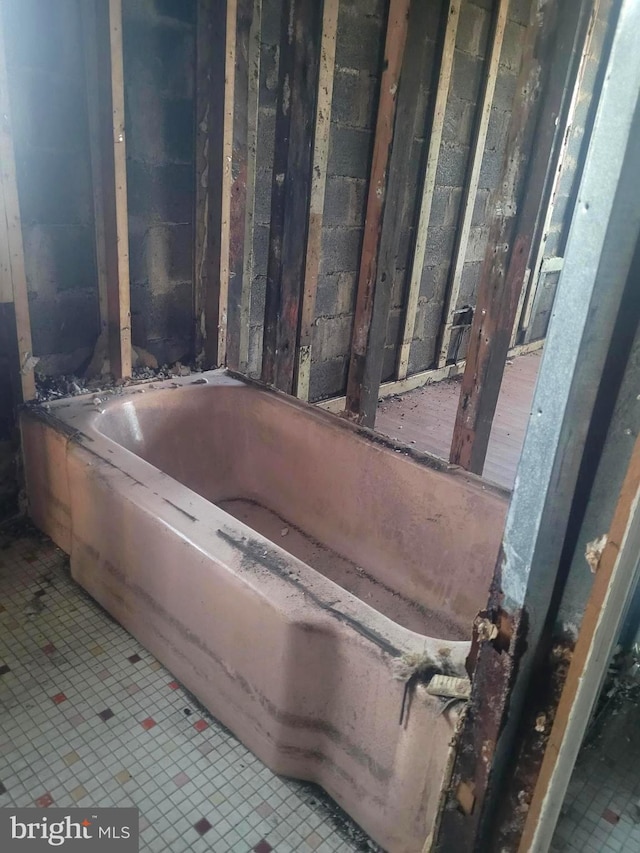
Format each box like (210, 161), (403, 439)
(261, 0), (324, 393)
(343, 0), (411, 422)
(295, 0), (339, 401)
(450, 0), (594, 475)
(395, 0), (459, 383)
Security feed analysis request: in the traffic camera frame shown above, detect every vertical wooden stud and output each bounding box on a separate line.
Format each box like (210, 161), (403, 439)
(295, 0), (339, 401)
(261, 0), (323, 393)
(450, 0), (593, 475)
(343, 0), (411, 420)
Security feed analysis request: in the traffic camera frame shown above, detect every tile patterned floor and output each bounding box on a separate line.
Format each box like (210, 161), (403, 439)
(0, 529), (376, 852)
(552, 700), (640, 852)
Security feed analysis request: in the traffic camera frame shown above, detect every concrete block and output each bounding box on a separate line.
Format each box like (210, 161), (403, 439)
(442, 96), (476, 147)
(500, 20), (526, 73)
(260, 0), (284, 46)
(485, 106), (509, 153)
(478, 147), (504, 191)
(23, 225), (97, 298)
(431, 186), (464, 229)
(419, 264), (449, 303)
(323, 177), (367, 227)
(472, 187), (491, 226)
(312, 314), (354, 361)
(339, 0), (386, 18)
(153, 0), (196, 24)
(309, 356), (349, 401)
(435, 145), (470, 188)
(127, 161), (194, 225)
(331, 69), (378, 130)
(252, 224), (271, 279)
(459, 260), (483, 304)
(129, 222), (193, 289)
(408, 336), (436, 375)
(508, 0), (532, 27)
(250, 275), (267, 325)
(425, 227), (456, 266)
(456, 2), (490, 58)
(256, 108), (276, 171)
(328, 125), (373, 180)
(131, 281), (193, 360)
(464, 226), (490, 264)
(319, 227), (363, 275)
(16, 149), (93, 227)
(30, 291), (100, 356)
(259, 43), (279, 108)
(335, 9), (383, 72)
(123, 19), (194, 100)
(493, 70), (518, 113)
(452, 51), (484, 104)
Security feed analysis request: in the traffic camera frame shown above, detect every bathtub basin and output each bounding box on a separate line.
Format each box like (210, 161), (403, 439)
(20, 370), (508, 852)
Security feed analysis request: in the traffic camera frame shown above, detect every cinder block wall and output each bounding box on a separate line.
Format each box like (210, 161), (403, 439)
(2, 0), (99, 370)
(124, 0), (196, 365)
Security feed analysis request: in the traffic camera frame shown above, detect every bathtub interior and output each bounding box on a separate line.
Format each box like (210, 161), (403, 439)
(95, 381), (507, 640)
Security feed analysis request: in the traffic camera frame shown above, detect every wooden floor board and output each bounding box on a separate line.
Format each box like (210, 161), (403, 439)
(376, 351), (542, 489)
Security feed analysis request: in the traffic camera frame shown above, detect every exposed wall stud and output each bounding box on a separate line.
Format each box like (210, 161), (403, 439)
(344, 0), (411, 421)
(395, 0), (460, 383)
(261, 0), (323, 393)
(437, 0), (509, 369)
(295, 0), (339, 402)
(450, 0), (594, 475)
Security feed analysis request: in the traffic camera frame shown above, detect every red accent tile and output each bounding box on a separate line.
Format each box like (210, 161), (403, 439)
(68, 714), (85, 727)
(193, 719), (208, 733)
(127, 654), (142, 664)
(35, 793), (53, 808)
(97, 669), (111, 681)
(168, 680), (179, 690)
(125, 684), (140, 695)
(173, 772), (189, 788)
(140, 717), (156, 731)
(42, 643), (56, 656)
(194, 818), (212, 836)
(254, 842), (273, 853)
(197, 742), (214, 757)
(51, 692), (67, 705)
(602, 808), (620, 825)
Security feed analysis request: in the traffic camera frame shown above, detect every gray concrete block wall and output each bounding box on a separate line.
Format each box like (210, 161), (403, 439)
(307, 0), (386, 401)
(3, 0), (99, 363)
(124, 0), (196, 366)
(405, 0), (518, 375)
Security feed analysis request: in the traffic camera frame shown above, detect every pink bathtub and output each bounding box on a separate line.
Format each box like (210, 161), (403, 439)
(20, 370), (507, 852)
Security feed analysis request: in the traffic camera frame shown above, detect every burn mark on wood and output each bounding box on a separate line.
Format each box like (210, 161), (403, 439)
(261, 0), (323, 393)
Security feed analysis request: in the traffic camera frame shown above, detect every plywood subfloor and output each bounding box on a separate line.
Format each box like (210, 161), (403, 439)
(375, 350), (542, 490)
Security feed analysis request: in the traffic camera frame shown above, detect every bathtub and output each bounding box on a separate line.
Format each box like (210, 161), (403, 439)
(20, 370), (508, 852)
